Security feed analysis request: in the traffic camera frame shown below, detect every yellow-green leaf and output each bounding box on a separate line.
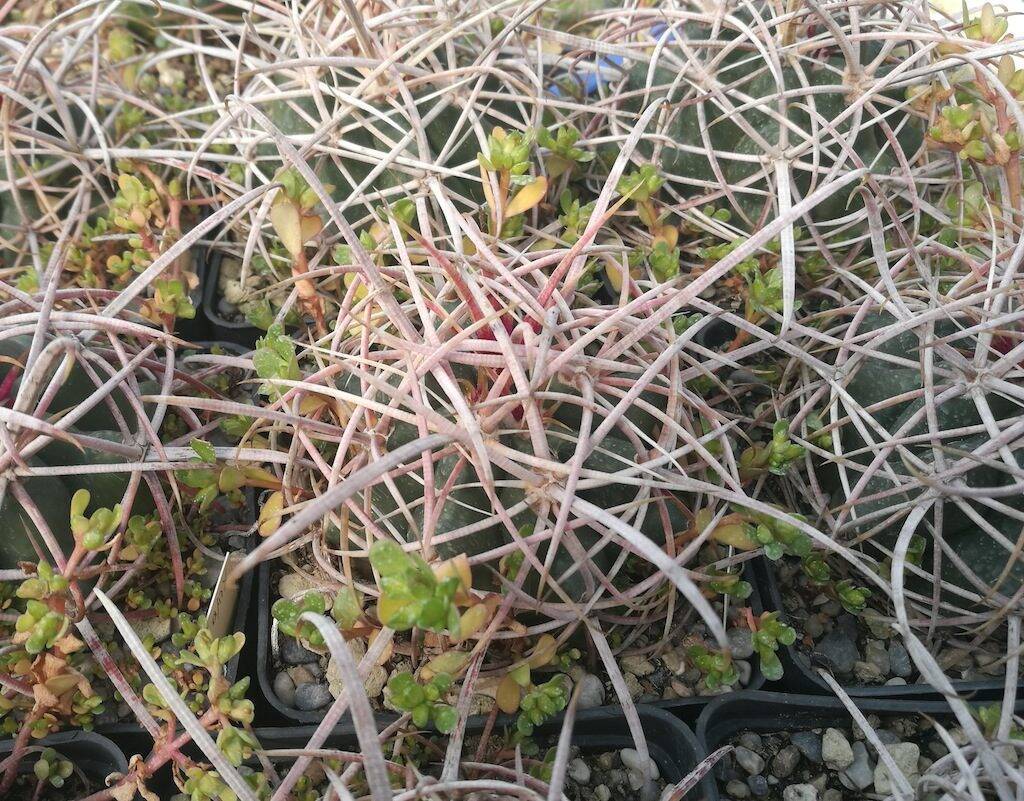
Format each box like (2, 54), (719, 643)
(505, 176), (548, 217)
(259, 491), (284, 537)
(270, 199), (304, 257)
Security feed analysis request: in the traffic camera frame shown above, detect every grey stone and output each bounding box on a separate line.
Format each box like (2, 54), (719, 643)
(876, 729), (900, 745)
(293, 682), (331, 710)
(568, 758), (590, 784)
(853, 660), (883, 683)
(840, 741), (874, 790)
(822, 728), (854, 770)
(621, 655), (656, 676)
(734, 746), (766, 775)
(280, 635), (319, 665)
(738, 733), (763, 752)
(621, 748), (659, 780)
(814, 630), (858, 675)
(790, 731), (823, 763)
(804, 616), (826, 639)
(888, 642), (912, 678)
(821, 790), (842, 801)
(874, 743), (920, 794)
(747, 775), (769, 797)
(885, 677), (908, 686)
(272, 672), (295, 707)
(577, 674), (605, 709)
(771, 746), (801, 779)
(865, 640), (890, 675)
(726, 779), (751, 798)
(782, 784), (817, 801)
(728, 628), (755, 659)
(595, 786), (611, 801)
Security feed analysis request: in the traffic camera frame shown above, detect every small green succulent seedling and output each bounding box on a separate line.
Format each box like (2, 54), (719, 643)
(33, 748), (73, 788)
(801, 553), (831, 585)
(557, 191), (595, 245)
(388, 671), (457, 732)
(16, 561), (68, 601)
(177, 629), (246, 674)
(179, 439), (278, 513)
(369, 540), (461, 633)
(739, 421), (806, 479)
(15, 600), (68, 655)
(686, 644), (738, 690)
(272, 592), (330, 648)
(835, 580), (872, 615)
(516, 675), (568, 736)
(741, 508), (812, 561)
(707, 567), (753, 600)
(253, 324), (301, 398)
(648, 239), (680, 282)
(805, 413), (833, 449)
(974, 703), (1024, 739)
(70, 489), (121, 551)
(183, 765), (267, 801)
(616, 164), (663, 231)
(479, 127), (532, 178)
(120, 514), (162, 561)
(142, 278), (196, 327)
(752, 612), (795, 681)
(536, 124), (594, 178)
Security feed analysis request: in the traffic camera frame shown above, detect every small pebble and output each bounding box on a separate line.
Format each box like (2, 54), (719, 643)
(888, 642), (913, 678)
(734, 746), (766, 775)
(771, 745), (800, 779)
(726, 779), (751, 798)
(595, 785), (610, 801)
(272, 672), (295, 707)
(293, 682), (332, 711)
(738, 733), (763, 752)
(822, 728), (854, 770)
(621, 655), (656, 676)
(727, 627), (755, 659)
(782, 784), (817, 801)
(747, 775), (769, 797)
(840, 741), (874, 790)
(280, 635), (319, 665)
(567, 758), (590, 784)
(791, 731), (823, 763)
(577, 674), (605, 709)
(620, 748), (659, 780)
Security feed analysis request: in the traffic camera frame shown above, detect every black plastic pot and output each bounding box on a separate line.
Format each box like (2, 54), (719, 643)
(258, 555), (766, 726)
(0, 730), (128, 795)
(255, 704), (703, 789)
(756, 558), (1021, 699)
(695, 690), (1022, 801)
(201, 249), (264, 348)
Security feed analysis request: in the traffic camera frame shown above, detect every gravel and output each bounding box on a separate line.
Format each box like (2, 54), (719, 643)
(771, 746), (801, 779)
(272, 671), (296, 707)
(813, 629), (858, 675)
(735, 746), (767, 775)
(280, 634), (320, 665)
(782, 784), (817, 801)
(874, 743), (920, 794)
(576, 673), (605, 709)
(822, 729), (854, 770)
(293, 681), (332, 710)
(790, 731), (823, 764)
(839, 741), (874, 790)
